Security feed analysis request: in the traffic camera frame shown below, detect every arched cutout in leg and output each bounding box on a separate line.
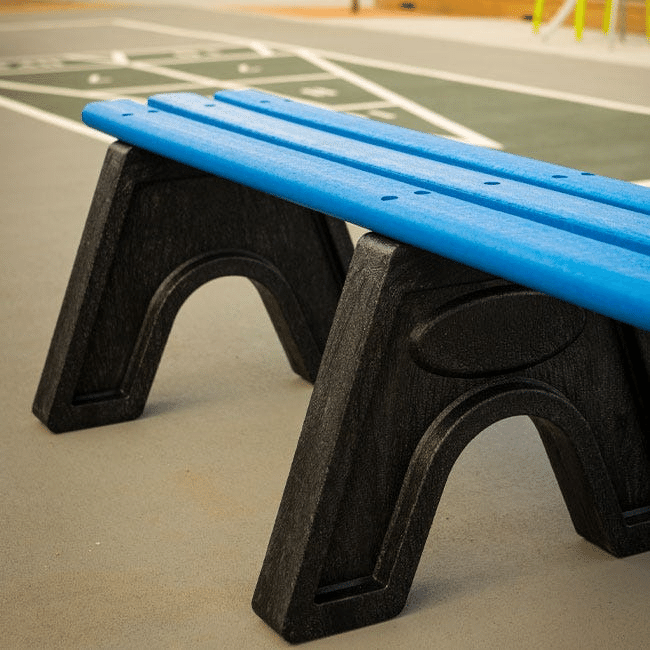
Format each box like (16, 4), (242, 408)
(373, 379), (625, 607)
(33, 142), (352, 432)
(115, 251), (325, 427)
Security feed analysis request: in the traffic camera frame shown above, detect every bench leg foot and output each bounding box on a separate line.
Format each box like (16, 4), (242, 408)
(253, 233), (650, 642)
(33, 142), (352, 433)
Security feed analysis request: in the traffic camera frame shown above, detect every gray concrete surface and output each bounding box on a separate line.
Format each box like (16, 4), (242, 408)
(2, 4), (650, 649)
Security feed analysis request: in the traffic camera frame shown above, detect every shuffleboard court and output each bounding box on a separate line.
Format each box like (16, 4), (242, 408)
(1, 15), (649, 181)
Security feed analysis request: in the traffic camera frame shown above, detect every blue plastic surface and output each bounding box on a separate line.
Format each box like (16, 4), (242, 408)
(82, 90), (650, 331)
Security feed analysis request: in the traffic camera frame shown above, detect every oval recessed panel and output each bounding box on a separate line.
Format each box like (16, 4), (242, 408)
(409, 287), (586, 378)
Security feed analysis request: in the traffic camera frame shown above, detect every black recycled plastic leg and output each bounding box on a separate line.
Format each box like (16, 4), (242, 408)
(253, 233), (650, 643)
(33, 142), (353, 433)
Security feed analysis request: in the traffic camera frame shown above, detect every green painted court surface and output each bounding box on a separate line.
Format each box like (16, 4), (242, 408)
(1, 19), (649, 183)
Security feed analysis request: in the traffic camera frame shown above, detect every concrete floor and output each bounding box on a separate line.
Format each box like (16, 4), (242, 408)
(2, 3), (650, 649)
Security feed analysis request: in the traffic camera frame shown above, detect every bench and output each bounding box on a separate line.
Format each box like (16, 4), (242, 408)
(34, 89), (650, 642)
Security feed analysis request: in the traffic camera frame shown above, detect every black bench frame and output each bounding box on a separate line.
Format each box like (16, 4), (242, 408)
(33, 140), (650, 643)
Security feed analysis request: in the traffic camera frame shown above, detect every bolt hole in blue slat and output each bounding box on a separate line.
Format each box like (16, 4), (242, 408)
(414, 191), (431, 195)
(381, 195), (399, 201)
(552, 175), (568, 178)
(484, 181), (501, 186)
(121, 113), (133, 116)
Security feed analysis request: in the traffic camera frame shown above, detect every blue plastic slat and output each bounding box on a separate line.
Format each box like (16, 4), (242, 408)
(148, 92), (650, 256)
(214, 88), (650, 216)
(81, 95), (650, 330)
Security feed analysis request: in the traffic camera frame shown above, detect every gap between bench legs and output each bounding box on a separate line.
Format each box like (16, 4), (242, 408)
(253, 232), (650, 643)
(32, 142), (352, 433)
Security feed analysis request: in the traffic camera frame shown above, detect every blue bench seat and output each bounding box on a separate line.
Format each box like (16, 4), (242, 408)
(82, 89), (650, 330)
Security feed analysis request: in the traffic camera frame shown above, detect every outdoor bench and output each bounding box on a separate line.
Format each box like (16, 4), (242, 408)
(33, 89), (650, 642)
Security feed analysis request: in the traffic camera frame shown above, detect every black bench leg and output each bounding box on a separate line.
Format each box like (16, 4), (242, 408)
(253, 233), (650, 643)
(33, 142), (353, 433)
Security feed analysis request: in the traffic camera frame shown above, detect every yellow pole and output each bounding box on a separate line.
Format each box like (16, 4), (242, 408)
(532, 0), (545, 33)
(602, 0), (613, 32)
(646, 0), (649, 39)
(575, 0), (587, 40)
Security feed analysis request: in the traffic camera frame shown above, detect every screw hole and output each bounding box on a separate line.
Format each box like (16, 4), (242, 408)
(381, 195), (398, 201)
(552, 174), (568, 178)
(147, 109), (158, 113)
(204, 103), (216, 107)
(260, 100), (270, 103)
(484, 181), (500, 185)
(414, 190), (430, 195)
(581, 172), (595, 176)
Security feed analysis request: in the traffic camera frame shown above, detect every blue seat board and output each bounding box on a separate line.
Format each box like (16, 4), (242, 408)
(212, 89), (650, 216)
(146, 92), (650, 257)
(81, 91), (650, 331)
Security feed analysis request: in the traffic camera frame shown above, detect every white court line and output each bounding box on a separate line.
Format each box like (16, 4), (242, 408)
(634, 179), (650, 187)
(127, 60), (245, 90)
(110, 17), (270, 44)
(0, 63), (127, 75)
(0, 94), (114, 143)
(242, 72), (336, 86)
(296, 48), (502, 149)
(333, 100), (395, 111)
(127, 61), (335, 90)
(0, 78), (123, 100)
(0, 79), (222, 97)
(249, 41), (274, 57)
(124, 51), (280, 66)
(322, 51), (650, 118)
(110, 18), (650, 117)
